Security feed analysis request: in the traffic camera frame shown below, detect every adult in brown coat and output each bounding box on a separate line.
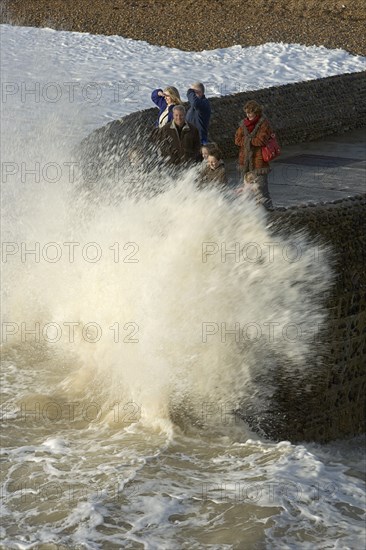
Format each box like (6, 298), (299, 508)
(235, 100), (274, 209)
(158, 105), (201, 166)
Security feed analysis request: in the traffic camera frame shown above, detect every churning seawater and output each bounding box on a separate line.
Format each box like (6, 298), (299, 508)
(1, 113), (365, 549)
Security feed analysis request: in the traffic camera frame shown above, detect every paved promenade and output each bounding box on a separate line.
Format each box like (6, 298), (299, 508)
(226, 128), (365, 207)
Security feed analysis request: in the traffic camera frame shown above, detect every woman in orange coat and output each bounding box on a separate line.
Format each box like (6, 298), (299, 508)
(235, 100), (274, 210)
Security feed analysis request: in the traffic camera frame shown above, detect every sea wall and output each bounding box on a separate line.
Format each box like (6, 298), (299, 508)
(259, 195), (366, 442)
(79, 71), (366, 442)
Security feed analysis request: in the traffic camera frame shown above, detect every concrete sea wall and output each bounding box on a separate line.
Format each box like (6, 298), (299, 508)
(261, 195), (366, 442)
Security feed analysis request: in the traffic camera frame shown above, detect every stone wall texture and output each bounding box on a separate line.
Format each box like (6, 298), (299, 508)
(80, 72), (366, 442)
(260, 195), (366, 442)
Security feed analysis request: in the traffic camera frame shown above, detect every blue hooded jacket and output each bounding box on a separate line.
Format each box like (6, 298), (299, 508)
(151, 89), (175, 128)
(186, 88), (211, 144)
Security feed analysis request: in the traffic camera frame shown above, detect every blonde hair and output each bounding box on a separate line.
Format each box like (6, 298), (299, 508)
(164, 86), (183, 105)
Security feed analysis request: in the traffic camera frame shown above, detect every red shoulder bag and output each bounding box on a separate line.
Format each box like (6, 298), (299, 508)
(261, 133), (281, 163)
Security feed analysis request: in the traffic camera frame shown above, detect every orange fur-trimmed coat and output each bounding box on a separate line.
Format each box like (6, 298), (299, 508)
(235, 116), (273, 174)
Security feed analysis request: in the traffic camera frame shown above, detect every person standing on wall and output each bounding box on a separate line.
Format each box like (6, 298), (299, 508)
(151, 86), (183, 128)
(199, 147), (228, 189)
(186, 82), (211, 145)
(158, 105), (201, 166)
(235, 100), (274, 210)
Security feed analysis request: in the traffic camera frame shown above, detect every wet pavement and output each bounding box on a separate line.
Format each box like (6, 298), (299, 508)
(226, 127), (366, 207)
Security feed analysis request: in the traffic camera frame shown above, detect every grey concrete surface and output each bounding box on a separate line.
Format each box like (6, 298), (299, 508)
(226, 128), (366, 207)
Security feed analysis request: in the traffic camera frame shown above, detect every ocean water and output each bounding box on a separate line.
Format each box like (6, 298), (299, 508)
(1, 112), (365, 550)
(1, 21), (366, 549)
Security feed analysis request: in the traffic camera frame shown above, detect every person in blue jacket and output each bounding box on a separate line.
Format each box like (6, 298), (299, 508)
(186, 82), (211, 145)
(151, 86), (183, 128)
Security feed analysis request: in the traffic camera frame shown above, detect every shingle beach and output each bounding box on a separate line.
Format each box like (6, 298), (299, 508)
(1, 0), (365, 55)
